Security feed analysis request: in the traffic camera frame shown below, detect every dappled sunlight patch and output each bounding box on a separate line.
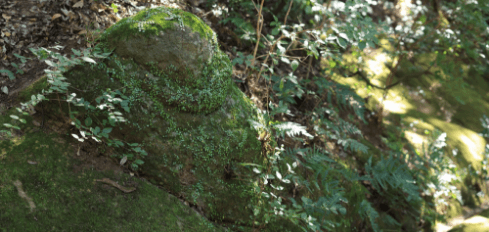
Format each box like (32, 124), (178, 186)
(427, 117), (485, 165)
(459, 134), (483, 161)
(447, 215), (489, 232)
(382, 98), (411, 114)
(366, 52), (391, 78)
(331, 45), (489, 174)
(404, 130), (426, 153)
(464, 215), (489, 224)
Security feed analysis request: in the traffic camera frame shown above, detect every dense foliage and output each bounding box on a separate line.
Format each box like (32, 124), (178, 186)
(3, 0), (489, 231)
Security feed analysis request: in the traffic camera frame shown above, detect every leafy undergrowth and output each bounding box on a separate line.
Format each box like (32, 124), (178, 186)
(0, 107), (222, 231)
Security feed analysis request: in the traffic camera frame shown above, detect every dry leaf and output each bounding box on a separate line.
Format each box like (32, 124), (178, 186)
(90, 3), (107, 12)
(32, 120), (40, 127)
(78, 12), (90, 23)
(2, 14), (11, 22)
(60, 8), (70, 17)
(52, 13), (62, 21)
(73, 0), (84, 8)
(78, 29), (87, 35)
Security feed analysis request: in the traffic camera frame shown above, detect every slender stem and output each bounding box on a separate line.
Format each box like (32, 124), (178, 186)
(251, 0), (266, 68)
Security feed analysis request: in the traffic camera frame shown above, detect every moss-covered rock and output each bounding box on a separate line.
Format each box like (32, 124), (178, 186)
(100, 7), (231, 114)
(33, 6), (272, 225)
(100, 7), (217, 81)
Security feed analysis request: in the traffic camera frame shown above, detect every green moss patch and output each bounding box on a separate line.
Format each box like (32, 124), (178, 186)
(100, 7), (215, 44)
(0, 108), (222, 231)
(21, 42), (270, 226)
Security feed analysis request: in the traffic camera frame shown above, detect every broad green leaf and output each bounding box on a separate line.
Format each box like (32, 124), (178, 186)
(71, 48), (82, 56)
(115, 140), (124, 147)
(291, 60), (299, 71)
(358, 41), (366, 50)
(367, 41), (375, 49)
(103, 127), (113, 134)
(337, 37), (347, 48)
(0, 69), (15, 80)
(329, 60), (337, 68)
(85, 117), (92, 127)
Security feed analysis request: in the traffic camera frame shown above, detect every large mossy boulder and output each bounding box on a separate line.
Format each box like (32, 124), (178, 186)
(38, 7), (273, 224)
(99, 7), (230, 114)
(101, 7), (217, 84)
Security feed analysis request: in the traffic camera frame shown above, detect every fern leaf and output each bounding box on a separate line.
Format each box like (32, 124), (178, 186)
(274, 121), (314, 139)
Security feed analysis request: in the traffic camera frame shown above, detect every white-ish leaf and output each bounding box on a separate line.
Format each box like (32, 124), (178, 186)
(82, 57), (96, 64)
(274, 121), (314, 139)
(276, 171), (282, 180)
(277, 43), (286, 55)
(253, 168), (261, 174)
(271, 183), (283, 191)
(280, 57), (290, 64)
(247, 119), (265, 130)
(287, 163), (295, 173)
(1, 86), (8, 94)
(120, 155), (128, 166)
(72, 134), (84, 142)
(45, 60), (56, 67)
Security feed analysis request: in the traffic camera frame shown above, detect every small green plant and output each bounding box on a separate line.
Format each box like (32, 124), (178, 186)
(110, 3), (118, 13)
(0, 53), (31, 80)
(3, 44), (149, 172)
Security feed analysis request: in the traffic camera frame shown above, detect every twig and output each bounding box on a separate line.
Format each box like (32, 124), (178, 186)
(251, 0), (266, 68)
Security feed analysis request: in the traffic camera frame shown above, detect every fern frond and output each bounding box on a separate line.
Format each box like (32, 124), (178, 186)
(274, 121), (314, 139)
